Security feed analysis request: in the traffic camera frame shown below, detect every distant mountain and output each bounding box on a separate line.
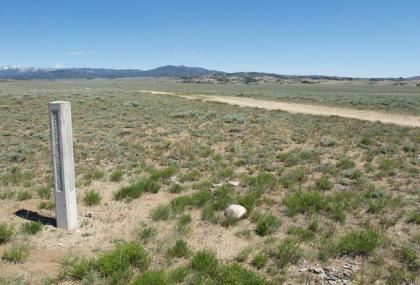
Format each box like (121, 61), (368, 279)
(141, 65), (223, 77)
(0, 65), (416, 80)
(0, 65), (222, 79)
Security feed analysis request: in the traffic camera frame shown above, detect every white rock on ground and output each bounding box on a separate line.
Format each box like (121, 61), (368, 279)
(227, 180), (240, 187)
(170, 175), (179, 184)
(224, 204), (247, 219)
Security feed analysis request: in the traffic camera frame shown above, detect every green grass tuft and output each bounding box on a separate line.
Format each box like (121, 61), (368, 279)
(168, 266), (190, 283)
(97, 241), (149, 282)
(114, 178), (160, 201)
(407, 210), (420, 224)
(167, 239), (190, 258)
(399, 246), (419, 271)
(219, 263), (269, 285)
(175, 214), (192, 234)
(83, 190), (102, 206)
(132, 270), (169, 285)
(61, 256), (96, 281)
(150, 166), (177, 181)
(36, 186), (51, 199)
(16, 191), (32, 201)
(110, 169), (123, 182)
(251, 252), (268, 269)
(255, 213), (280, 236)
(2, 243), (29, 263)
(0, 223), (14, 244)
(336, 229), (381, 256)
(191, 250), (219, 276)
(21, 221), (43, 235)
(151, 205), (170, 221)
(314, 176), (333, 191)
(283, 191), (351, 222)
(273, 239), (302, 268)
(138, 225), (157, 243)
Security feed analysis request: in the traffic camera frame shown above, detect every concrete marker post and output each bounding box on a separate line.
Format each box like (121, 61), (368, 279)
(48, 101), (78, 230)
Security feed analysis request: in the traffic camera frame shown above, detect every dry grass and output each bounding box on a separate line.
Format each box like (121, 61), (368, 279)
(0, 79), (418, 284)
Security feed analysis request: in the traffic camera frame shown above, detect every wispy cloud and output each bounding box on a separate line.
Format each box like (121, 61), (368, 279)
(66, 51), (85, 56)
(54, 62), (65, 68)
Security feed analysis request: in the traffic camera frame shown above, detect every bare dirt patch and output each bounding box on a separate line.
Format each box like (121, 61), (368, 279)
(179, 95), (420, 128)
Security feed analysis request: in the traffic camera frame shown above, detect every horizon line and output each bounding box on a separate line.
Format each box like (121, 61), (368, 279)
(0, 64), (418, 79)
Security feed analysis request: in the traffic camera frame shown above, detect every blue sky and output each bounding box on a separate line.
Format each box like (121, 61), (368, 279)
(0, 0), (419, 77)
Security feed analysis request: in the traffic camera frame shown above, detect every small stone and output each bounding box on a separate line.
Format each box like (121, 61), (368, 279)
(224, 204), (247, 220)
(309, 267), (324, 274)
(327, 276), (337, 283)
(212, 183), (223, 188)
(86, 212), (93, 218)
(227, 181), (240, 187)
(123, 101), (140, 107)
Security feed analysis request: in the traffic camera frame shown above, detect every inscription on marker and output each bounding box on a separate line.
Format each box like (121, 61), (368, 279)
(51, 109), (64, 192)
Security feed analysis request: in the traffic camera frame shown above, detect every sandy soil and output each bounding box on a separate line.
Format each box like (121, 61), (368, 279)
(0, 179), (253, 284)
(177, 95), (420, 128)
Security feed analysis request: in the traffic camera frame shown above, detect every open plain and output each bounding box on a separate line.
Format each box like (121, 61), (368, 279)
(0, 79), (419, 285)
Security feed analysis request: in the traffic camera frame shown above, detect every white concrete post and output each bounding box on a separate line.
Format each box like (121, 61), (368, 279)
(49, 101), (78, 230)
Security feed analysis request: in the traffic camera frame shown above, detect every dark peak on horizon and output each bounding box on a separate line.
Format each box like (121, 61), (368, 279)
(0, 65), (417, 80)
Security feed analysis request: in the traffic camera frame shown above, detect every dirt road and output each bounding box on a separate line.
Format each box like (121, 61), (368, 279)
(178, 94), (420, 128)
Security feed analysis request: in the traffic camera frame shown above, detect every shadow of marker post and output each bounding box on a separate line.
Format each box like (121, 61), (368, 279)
(14, 209), (56, 226)
(49, 101), (78, 230)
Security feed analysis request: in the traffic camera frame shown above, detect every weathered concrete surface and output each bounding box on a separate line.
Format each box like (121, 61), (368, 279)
(49, 101), (78, 230)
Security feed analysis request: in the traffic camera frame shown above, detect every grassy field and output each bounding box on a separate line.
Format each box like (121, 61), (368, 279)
(0, 79), (419, 285)
(2, 78), (419, 115)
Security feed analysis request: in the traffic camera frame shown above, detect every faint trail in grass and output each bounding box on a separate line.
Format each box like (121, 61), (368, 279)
(175, 94), (420, 128)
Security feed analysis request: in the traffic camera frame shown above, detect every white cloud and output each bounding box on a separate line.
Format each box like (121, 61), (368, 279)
(66, 51), (85, 56)
(54, 62), (65, 68)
